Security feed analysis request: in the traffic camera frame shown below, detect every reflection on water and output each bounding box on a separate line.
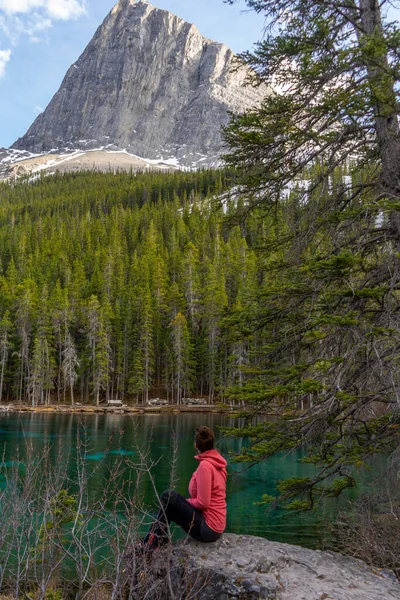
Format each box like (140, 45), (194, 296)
(0, 412), (370, 549)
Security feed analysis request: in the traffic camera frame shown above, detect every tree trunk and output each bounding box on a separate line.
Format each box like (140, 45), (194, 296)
(0, 347), (6, 402)
(359, 0), (400, 194)
(57, 329), (62, 403)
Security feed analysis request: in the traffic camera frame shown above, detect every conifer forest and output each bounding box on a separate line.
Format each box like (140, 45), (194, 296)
(0, 169), (261, 406)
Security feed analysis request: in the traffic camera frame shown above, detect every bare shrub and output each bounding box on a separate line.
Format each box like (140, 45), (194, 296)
(0, 424), (202, 600)
(121, 542), (211, 600)
(333, 452), (400, 579)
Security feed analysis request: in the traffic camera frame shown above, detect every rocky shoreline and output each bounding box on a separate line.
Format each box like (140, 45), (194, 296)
(0, 403), (232, 416)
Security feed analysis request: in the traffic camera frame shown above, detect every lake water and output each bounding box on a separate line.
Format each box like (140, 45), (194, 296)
(0, 412), (355, 549)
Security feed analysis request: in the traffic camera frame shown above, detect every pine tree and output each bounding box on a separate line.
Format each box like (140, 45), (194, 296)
(203, 262), (228, 402)
(223, 0), (400, 506)
(129, 277), (155, 404)
(29, 288), (55, 406)
(15, 280), (37, 403)
(62, 330), (79, 406)
(0, 311), (12, 402)
(86, 296), (110, 406)
(170, 312), (194, 404)
(182, 242), (201, 332)
(225, 0), (400, 200)
(50, 281), (68, 403)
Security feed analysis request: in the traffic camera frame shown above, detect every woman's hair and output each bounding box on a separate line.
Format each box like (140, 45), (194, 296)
(195, 426), (214, 452)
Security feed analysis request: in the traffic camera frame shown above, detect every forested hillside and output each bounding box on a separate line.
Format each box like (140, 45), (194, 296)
(0, 169), (263, 406)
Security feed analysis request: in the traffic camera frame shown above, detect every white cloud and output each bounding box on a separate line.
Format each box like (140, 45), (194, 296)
(24, 14), (52, 42)
(0, 0), (86, 21)
(0, 13), (51, 44)
(0, 0), (43, 14)
(47, 0), (86, 21)
(0, 14), (23, 45)
(0, 48), (11, 78)
(31, 15), (52, 31)
(0, 0), (86, 45)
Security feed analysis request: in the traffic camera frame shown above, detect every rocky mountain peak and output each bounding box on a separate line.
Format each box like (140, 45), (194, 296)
(113, 0), (155, 17)
(12, 1), (266, 167)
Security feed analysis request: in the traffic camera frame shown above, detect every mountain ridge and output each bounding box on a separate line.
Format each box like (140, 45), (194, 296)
(11, 0), (266, 167)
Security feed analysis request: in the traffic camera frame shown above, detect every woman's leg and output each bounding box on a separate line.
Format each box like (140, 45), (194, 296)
(144, 489), (218, 548)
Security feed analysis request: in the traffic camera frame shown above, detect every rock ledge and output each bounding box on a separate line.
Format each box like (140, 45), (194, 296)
(158, 533), (400, 600)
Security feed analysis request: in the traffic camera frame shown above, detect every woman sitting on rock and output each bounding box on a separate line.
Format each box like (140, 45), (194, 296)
(141, 425), (227, 550)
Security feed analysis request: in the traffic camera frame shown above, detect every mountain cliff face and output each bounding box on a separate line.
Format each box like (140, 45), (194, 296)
(12, 0), (265, 166)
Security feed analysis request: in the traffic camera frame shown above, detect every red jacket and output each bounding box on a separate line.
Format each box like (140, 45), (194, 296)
(187, 449), (227, 533)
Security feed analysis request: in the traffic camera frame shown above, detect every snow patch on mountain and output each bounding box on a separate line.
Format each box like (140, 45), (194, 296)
(0, 146), (208, 181)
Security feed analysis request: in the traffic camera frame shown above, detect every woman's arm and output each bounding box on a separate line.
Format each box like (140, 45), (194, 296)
(187, 462), (212, 510)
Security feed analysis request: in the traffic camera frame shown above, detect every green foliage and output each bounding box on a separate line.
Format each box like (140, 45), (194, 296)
(37, 490), (80, 549)
(169, 311), (195, 403)
(324, 477), (355, 498)
(44, 589), (63, 600)
(286, 500), (312, 511)
(0, 169), (263, 404)
(254, 493), (275, 506)
(276, 477), (313, 496)
(222, 0), (400, 508)
(49, 489), (79, 523)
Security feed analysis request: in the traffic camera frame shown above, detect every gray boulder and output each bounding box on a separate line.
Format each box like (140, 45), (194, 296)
(146, 533), (400, 600)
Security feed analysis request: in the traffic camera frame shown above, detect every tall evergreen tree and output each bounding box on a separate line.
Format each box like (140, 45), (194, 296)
(224, 0), (400, 506)
(62, 330), (79, 406)
(0, 311), (12, 402)
(86, 295), (110, 406)
(14, 280), (37, 403)
(169, 312), (194, 404)
(182, 242), (201, 332)
(203, 262), (228, 402)
(29, 288), (55, 406)
(130, 277), (155, 404)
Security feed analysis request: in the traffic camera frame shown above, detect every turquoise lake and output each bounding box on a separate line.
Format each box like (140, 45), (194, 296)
(0, 412), (364, 549)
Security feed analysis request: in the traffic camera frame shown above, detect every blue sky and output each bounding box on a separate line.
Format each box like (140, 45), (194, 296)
(0, 0), (265, 148)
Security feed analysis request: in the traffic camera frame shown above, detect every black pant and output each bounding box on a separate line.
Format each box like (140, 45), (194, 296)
(144, 489), (222, 548)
